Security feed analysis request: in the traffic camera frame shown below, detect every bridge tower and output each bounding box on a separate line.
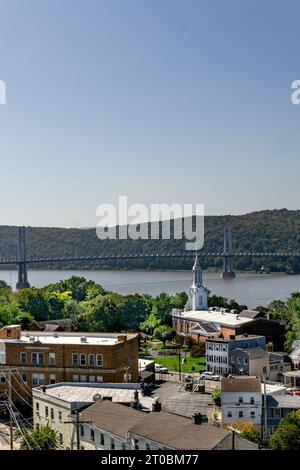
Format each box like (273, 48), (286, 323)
(221, 227), (236, 279)
(16, 226), (30, 290)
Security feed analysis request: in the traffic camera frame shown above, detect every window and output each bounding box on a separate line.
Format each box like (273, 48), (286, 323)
(251, 411), (255, 419)
(237, 357), (241, 364)
(100, 433), (104, 446)
(96, 354), (103, 367)
(59, 411), (62, 421)
(72, 375), (79, 382)
(89, 376), (96, 383)
(0, 373), (6, 384)
(80, 375), (87, 382)
(59, 433), (63, 445)
(20, 352), (27, 365)
(49, 353), (56, 366)
(238, 396), (243, 403)
(89, 354), (95, 367)
(21, 373), (27, 384)
(231, 357), (235, 363)
(134, 438), (139, 450)
(227, 411), (232, 418)
(50, 408), (54, 421)
(111, 438), (115, 450)
(49, 374), (56, 384)
(239, 411), (243, 418)
(96, 376), (103, 383)
(32, 373), (45, 386)
(90, 429), (95, 442)
(244, 358), (248, 365)
(45, 406), (49, 418)
(72, 353), (78, 366)
(146, 443), (151, 450)
(250, 396), (255, 405)
(36, 402), (39, 413)
(263, 366), (267, 374)
(80, 354), (86, 366)
(80, 425), (84, 437)
(7, 329), (12, 337)
(31, 352), (44, 365)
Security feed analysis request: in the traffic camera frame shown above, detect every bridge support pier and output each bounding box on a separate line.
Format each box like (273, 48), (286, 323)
(221, 227), (236, 279)
(16, 227), (30, 290)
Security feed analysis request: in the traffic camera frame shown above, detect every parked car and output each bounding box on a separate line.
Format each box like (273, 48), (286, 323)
(200, 371), (220, 381)
(293, 390), (300, 396)
(155, 364), (168, 373)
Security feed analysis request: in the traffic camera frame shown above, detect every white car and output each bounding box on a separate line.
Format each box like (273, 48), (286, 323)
(200, 371), (220, 381)
(155, 364), (168, 373)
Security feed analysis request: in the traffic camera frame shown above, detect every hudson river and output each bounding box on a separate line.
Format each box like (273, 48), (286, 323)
(1, 269), (300, 308)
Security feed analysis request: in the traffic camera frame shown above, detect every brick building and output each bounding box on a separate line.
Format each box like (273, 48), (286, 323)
(0, 325), (139, 401)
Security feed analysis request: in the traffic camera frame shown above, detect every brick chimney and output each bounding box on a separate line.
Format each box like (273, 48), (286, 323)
(117, 335), (127, 342)
(152, 399), (161, 412)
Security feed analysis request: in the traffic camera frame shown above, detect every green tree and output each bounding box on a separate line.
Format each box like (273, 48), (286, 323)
(44, 277), (105, 302)
(0, 303), (33, 329)
(19, 424), (60, 450)
(140, 311), (161, 336)
(211, 389), (221, 407)
(269, 410), (300, 450)
(153, 325), (176, 347)
(13, 288), (49, 321)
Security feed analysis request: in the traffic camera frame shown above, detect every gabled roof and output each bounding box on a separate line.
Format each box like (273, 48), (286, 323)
(128, 411), (230, 450)
(80, 400), (145, 439)
(221, 376), (261, 393)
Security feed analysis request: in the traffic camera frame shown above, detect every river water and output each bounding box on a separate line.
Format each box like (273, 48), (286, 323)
(1, 269), (300, 308)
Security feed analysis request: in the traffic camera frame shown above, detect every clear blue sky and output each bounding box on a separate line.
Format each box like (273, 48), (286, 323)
(0, 0), (299, 227)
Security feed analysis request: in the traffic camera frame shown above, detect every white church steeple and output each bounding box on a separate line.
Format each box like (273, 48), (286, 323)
(185, 252), (210, 311)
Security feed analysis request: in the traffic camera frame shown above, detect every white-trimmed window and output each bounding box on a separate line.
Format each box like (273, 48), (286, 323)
(49, 353), (56, 366)
(31, 352), (44, 365)
(89, 376), (96, 383)
(72, 375), (79, 382)
(20, 352), (27, 365)
(89, 354), (95, 367)
(96, 354), (103, 367)
(80, 354), (86, 366)
(32, 373), (45, 386)
(49, 374), (56, 384)
(80, 375), (87, 382)
(72, 353), (78, 366)
(21, 373), (27, 384)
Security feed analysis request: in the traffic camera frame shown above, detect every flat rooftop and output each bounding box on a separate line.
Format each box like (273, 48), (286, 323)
(32, 382), (154, 410)
(173, 309), (253, 327)
(1, 331), (137, 346)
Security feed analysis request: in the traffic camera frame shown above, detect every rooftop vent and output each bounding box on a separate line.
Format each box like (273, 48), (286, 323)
(93, 394), (101, 402)
(53, 332), (58, 338)
(80, 336), (87, 343)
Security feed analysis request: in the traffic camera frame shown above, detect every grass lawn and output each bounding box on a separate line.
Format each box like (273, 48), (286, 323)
(155, 355), (206, 374)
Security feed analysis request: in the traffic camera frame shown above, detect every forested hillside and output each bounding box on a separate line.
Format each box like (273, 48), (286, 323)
(1, 209), (300, 272)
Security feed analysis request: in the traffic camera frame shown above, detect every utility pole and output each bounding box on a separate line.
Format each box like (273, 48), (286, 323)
(263, 375), (268, 445)
(0, 367), (19, 450)
(8, 369), (13, 450)
(64, 410), (92, 450)
(178, 346), (182, 382)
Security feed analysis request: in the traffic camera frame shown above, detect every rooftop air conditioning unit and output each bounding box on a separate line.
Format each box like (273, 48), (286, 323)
(80, 336), (87, 343)
(53, 333), (58, 338)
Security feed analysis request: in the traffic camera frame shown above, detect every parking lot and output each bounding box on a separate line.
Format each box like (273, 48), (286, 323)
(150, 381), (217, 422)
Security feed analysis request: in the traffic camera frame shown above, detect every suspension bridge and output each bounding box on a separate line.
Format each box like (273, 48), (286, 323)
(1, 227), (300, 289)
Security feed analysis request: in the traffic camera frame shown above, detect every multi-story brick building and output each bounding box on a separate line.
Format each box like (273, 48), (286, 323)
(0, 325), (139, 401)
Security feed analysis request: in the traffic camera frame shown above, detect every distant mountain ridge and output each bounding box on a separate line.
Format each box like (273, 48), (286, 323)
(1, 208), (300, 272)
